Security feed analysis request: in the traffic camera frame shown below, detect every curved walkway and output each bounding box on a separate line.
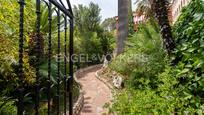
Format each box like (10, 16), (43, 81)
(78, 67), (112, 115)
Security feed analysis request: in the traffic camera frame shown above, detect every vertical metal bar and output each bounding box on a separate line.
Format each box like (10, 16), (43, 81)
(64, 16), (68, 115)
(68, 18), (74, 115)
(18, 0), (25, 115)
(57, 8), (61, 115)
(48, 2), (52, 115)
(35, 0), (41, 114)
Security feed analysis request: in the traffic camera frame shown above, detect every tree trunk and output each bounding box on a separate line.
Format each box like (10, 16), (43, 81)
(152, 0), (175, 55)
(115, 0), (129, 56)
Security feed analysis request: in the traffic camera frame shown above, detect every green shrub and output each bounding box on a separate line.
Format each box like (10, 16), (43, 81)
(0, 98), (17, 115)
(111, 65), (204, 114)
(110, 21), (166, 89)
(0, 1), (80, 114)
(110, 88), (175, 115)
(169, 0), (204, 113)
(111, 0), (204, 114)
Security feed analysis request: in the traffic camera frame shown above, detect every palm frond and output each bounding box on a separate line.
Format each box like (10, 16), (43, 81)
(134, 0), (152, 16)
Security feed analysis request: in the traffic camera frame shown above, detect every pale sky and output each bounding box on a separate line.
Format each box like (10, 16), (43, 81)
(67, 0), (136, 21)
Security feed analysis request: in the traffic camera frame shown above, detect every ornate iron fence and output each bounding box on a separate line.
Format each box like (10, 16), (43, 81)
(18, 0), (74, 114)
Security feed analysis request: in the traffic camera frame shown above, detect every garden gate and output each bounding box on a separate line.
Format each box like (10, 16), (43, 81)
(18, 0), (74, 114)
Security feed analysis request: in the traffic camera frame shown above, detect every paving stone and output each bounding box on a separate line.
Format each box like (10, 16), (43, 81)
(78, 68), (111, 115)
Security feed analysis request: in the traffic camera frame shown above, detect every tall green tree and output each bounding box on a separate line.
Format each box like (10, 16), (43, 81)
(73, 2), (105, 65)
(73, 2), (101, 34)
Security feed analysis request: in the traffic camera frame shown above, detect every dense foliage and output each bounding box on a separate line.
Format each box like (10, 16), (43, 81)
(170, 0), (204, 112)
(73, 2), (114, 66)
(0, 0), (114, 114)
(1, 0), (204, 114)
(110, 0), (204, 114)
(110, 20), (166, 89)
(0, 0), (81, 114)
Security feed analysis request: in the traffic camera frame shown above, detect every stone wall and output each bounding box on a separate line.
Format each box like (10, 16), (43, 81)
(73, 92), (84, 115)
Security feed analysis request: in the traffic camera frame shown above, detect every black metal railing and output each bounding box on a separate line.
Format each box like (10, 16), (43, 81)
(18, 0), (74, 114)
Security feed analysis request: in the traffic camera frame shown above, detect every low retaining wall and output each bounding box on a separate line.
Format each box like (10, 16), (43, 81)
(75, 64), (102, 78)
(73, 92), (84, 115)
(95, 69), (114, 90)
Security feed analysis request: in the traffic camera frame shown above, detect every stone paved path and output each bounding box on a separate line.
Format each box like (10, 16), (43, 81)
(78, 67), (112, 115)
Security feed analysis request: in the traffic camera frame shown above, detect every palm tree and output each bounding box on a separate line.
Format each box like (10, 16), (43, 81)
(135, 0), (152, 17)
(152, 0), (175, 54)
(116, 0), (130, 56)
(135, 0), (175, 54)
